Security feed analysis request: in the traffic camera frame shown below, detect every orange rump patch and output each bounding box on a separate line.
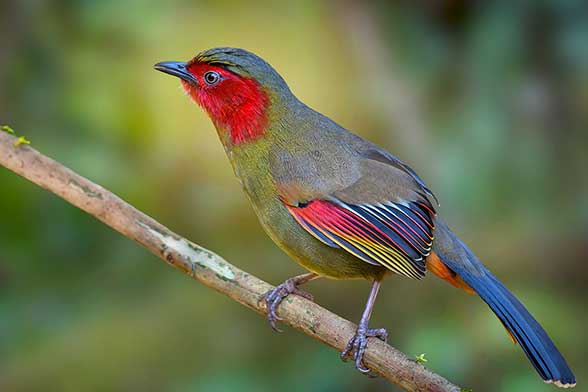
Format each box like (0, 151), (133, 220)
(426, 252), (517, 344)
(426, 252), (475, 294)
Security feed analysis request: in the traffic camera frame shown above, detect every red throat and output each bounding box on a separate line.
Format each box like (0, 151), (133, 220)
(182, 63), (269, 145)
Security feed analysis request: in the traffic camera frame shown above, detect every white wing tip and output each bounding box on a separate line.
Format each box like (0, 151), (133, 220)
(544, 379), (577, 388)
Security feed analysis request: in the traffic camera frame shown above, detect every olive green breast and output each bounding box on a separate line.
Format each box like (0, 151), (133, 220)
(224, 134), (385, 281)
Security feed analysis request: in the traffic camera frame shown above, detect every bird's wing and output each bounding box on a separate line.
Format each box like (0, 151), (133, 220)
(360, 147), (439, 207)
(279, 150), (437, 279)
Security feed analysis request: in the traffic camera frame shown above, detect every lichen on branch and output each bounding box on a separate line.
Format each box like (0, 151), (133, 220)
(0, 130), (462, 392)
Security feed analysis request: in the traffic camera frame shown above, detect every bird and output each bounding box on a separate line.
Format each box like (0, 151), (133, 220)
(154, 47), (576, 388)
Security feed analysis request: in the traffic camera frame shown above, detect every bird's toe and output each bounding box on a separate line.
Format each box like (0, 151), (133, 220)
(341, 326), (388, 376)
(262, 278), (315, 332)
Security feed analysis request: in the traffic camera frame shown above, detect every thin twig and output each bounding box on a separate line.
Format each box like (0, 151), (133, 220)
(0, 131), (461, 392)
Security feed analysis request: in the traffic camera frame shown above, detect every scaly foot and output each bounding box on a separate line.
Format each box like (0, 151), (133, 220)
(262, 274), (316, 332)
(341, 324), (388, 375)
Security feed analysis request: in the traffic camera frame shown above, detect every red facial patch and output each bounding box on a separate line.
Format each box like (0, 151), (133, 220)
(182, 62), (269, 145)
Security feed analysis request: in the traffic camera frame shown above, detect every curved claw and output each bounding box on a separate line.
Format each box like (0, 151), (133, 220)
(262, 277), (314, 332)
(341, 326), (388, 377)
(266, 289), (285, 332)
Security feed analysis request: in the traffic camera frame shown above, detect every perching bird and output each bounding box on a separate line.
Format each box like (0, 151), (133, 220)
(154, 47), (576, 388)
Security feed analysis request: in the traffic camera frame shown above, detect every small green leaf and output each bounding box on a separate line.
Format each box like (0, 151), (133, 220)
(14, 136), (30, 147)
(415, 353), (428, 364)
(460, 388), (473, 392)
(1, 125), (15, 134)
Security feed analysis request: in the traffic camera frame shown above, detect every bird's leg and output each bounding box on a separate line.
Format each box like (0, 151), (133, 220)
(341, 279), (387, 376)
(262, 272), (319, 332)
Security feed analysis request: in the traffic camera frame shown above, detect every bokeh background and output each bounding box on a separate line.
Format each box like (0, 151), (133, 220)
(1, 1), (587, 391)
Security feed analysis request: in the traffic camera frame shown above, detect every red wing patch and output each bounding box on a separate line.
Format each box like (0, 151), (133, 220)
(285, 198), (435, 279)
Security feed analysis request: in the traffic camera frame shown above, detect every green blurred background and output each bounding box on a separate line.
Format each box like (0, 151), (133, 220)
(1, 1), (587, 391)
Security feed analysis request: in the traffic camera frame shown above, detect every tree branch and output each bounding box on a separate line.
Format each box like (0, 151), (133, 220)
(0, 131), (461, 392)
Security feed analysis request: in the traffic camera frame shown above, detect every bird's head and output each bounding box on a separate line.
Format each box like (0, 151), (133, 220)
(154, 47), (293, 145)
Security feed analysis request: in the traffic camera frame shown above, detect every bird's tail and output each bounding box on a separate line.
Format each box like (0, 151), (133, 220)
(430, 219), (576, 388)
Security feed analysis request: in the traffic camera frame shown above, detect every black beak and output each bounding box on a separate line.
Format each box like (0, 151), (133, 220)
(154, 61), (198, 84)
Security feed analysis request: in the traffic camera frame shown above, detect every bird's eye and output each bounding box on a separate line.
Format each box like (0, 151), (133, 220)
(203, 71), (221, 86)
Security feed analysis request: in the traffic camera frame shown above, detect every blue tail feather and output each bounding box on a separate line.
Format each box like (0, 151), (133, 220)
(434, 219), (576, 387)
